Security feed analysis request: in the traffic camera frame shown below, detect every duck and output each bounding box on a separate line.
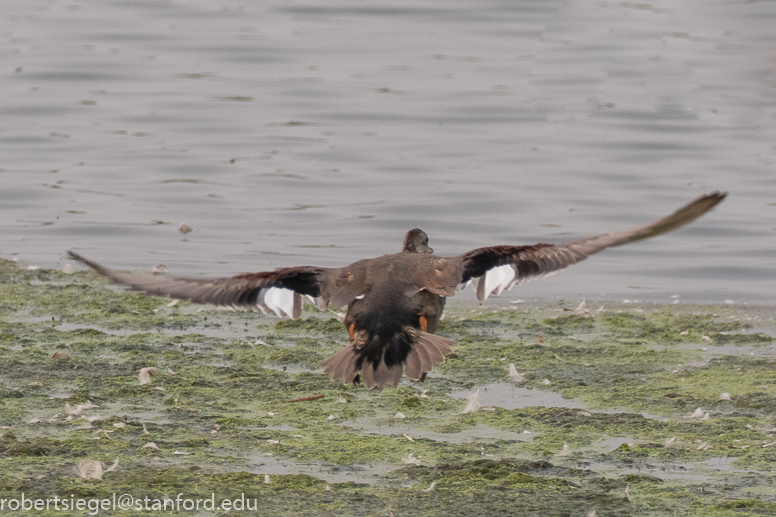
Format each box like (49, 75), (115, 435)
(67, 191), (725, 390)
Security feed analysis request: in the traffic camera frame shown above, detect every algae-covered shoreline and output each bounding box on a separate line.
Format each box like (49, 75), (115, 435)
(1, 259), (774, 516)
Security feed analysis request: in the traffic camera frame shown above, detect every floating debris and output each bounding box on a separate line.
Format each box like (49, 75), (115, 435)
(178, 222), (192, 241)
(113, 422), (125, 429)
(166, 299), (179, 308)
(106, 458), (119, 473)
(142, 442), (158, 450)
(152, 264), (169, 274)
(77, 460), (104, 481)
(394, 412), (406, 419)
(138, 367), (160, 385)
(572, 300), (590, 316)
(664, 437), (677, 449)
(717, 393), (731, 401)
(326, 414), (340, 421)
(423, 481), (437, 492)
(507, 364), (527, 384)
(624, 484), (631, 501)
(460, 389), (481, 414)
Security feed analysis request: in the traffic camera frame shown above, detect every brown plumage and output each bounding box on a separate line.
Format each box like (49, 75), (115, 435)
(67, 191), (725, 389)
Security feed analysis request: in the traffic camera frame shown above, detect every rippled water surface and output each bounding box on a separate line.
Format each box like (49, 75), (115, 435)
(2, 0), (774, 302)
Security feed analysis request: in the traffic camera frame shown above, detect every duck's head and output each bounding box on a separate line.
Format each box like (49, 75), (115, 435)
(402, 228), (433, 254)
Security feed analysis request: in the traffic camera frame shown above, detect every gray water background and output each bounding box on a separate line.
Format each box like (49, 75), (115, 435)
(1, 0), (774, 303)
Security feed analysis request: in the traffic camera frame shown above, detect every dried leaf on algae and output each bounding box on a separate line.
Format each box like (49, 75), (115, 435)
(77, 460), (104, 481)
(138, 367), (160, 385)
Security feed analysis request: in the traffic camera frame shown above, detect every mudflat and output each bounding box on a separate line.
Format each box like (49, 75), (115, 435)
(0, 259), (774, 516)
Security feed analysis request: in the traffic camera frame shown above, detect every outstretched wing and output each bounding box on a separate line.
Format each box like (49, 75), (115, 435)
(66, 251), (357, 319)
(447, 191), (726, 301)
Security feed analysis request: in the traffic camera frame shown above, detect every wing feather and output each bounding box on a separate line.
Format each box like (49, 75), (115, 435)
(66, 251), (336, 317)
(453, 192), (725, 301)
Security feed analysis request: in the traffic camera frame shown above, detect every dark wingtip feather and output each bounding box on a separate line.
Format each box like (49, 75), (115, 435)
(66, 250), (105, 273)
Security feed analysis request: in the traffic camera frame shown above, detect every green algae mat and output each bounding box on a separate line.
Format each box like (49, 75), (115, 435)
(1, 259), (775, 516)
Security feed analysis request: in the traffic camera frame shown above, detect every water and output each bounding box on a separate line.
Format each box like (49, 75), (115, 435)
(2, 0), (774, 303)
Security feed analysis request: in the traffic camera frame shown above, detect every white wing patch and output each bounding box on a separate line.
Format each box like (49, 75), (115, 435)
(257, 287), (302, 319)
(470, 264), (567, 301)
(476, 264), (517, 301)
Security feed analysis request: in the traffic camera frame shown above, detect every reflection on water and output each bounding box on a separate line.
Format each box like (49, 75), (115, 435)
(1, 0), (774, 303)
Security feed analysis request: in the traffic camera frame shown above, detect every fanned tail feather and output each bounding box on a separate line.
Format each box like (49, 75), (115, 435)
(322, 329), (455, 390)
(406, 331), (454, 381)
(321, 346), (361, 385)
(360, 357), (403, 390)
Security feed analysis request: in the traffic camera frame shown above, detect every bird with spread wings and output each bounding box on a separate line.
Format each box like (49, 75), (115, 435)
(67, 191), (725, 390)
